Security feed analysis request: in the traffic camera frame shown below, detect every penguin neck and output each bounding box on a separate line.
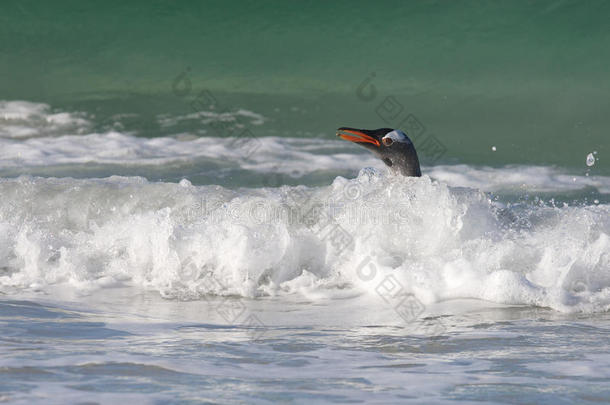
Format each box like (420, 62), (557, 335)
(379, 149), (422, 177)
(400, 149), (422, 177)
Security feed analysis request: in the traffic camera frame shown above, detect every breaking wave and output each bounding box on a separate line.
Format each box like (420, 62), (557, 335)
(1, 171), (609, 313)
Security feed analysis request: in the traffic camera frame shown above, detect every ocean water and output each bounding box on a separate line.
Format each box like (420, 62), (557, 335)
(1, 1), (610, 403)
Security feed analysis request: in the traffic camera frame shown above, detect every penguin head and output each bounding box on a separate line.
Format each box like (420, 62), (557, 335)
(337, 127), (421, 177)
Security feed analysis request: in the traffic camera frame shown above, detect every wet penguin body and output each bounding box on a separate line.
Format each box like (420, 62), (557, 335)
(337, 127), (421, 177)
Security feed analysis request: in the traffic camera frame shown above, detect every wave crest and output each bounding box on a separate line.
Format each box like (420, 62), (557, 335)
(0, 171), (608, 312)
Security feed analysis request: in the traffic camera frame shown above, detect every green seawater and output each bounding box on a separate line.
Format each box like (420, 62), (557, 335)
(1, 0), (609, 171)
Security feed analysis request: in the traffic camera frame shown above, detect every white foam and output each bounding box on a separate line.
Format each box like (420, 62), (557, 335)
(1, 101), (609, 312)
(157, 108), (266, 129)
(0, 100), (91, 139)
(0, 132), (382, 175)
(428, 164), (610, 194)
(0, 172), (608, 313)
(1, 131), (609, 194)
(1, 100), (608, 194)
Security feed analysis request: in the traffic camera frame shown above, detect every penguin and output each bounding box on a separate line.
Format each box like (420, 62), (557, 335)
(336, 127), (421, 177)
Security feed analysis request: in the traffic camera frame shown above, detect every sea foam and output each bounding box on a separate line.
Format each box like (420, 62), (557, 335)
(1, 171), (608, 313)
(1, 131), (609, 195)
(0, 100), (91, 139)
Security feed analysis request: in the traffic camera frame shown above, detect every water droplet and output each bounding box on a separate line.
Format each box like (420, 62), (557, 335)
(586, 152), (596, 166)
(491, 146), (497, 151)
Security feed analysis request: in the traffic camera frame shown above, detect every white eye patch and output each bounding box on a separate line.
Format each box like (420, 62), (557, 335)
(382, 129), (410, 144)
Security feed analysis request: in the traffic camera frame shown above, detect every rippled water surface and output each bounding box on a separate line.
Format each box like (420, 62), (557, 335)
(2, 295), (610, 404)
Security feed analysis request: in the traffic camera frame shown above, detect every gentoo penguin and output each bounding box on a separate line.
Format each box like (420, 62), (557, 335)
(337, 127), (421, 177)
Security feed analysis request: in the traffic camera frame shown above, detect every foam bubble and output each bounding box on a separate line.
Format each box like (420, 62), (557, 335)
(157, 108), (266, 130)
(428, 164), (610, 194)
(1, 131), (609, 195)
(0, 132), (382, 175)
(1, 100), (608, 195)
(0, 100), (91, 139)
(0, 173), (608, 313)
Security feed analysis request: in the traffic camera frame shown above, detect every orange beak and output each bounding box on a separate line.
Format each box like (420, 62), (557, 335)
(336, 128), (380, 147)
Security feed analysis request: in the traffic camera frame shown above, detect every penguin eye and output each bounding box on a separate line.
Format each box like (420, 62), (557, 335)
(382, 137), (394, 147)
